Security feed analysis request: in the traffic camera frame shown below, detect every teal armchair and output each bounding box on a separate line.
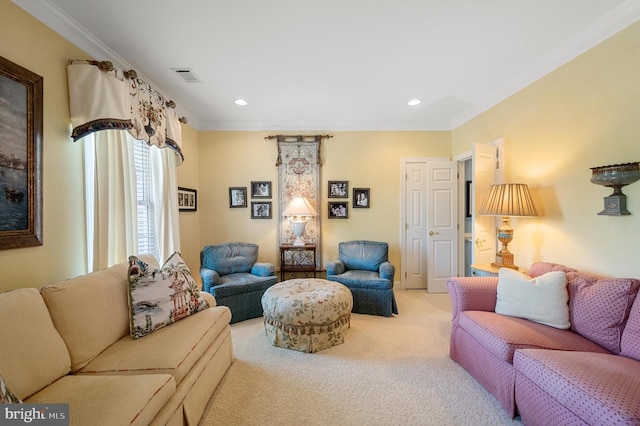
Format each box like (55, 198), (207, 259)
(326, 240), (398, 317)
(200, 242), (277, 323)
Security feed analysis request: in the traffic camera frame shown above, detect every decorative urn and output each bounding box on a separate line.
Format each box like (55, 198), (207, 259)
(590, 162), (640, 215)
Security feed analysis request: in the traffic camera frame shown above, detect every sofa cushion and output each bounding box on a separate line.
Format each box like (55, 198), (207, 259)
(459, 311), (610, 363)
(40, 255), (158, 372)
(0, 288), (71, 400)
(128, 252), (209, 339)
(495, 268), (570, 329)
(514, 349), (640, 425)
(77, 305), (231, 386)
(567, 272), (640, 354)
(25, 374), (175, 426)
(1, 374), (22, 404)
(621, 296), (640, 361)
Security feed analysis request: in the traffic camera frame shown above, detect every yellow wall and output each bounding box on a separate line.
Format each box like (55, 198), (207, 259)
(176, 124), (202, 279)
(452, 21), (640, 277)
(2, 0), (638, 294)
(195, 131), (451, 276)
(0, 1), (90, 292)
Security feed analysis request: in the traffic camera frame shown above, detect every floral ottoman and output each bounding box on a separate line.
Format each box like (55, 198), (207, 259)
(261, 278), (353, 353)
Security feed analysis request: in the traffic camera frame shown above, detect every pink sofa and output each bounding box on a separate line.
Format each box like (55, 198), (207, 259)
(447, 262), (640, 425)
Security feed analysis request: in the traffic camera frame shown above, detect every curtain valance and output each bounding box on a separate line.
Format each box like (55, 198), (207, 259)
(67, 60), (185, 164)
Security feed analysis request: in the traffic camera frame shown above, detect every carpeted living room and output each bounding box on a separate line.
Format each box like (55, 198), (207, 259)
(1, 1), (640, 425)
(199, 290), (520, 425)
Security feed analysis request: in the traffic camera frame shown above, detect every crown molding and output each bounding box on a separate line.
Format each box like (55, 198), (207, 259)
(197, 119), (452, 132)
(15, 0), (640, 132)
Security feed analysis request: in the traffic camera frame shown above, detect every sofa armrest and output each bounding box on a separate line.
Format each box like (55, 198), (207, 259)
(326, 260), (345, 276)
(447, 276), (499, 325)
(200, 291), (217, 307)
(251, 262), (276, 277)
(200, 267), (220, 293)
(379, 261), (395, 281)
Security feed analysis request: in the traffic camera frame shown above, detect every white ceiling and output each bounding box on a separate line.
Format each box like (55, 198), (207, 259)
(15, 0), (640, 131)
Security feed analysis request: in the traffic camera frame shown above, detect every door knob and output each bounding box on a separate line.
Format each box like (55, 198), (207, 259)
(429, 230), (439, 236)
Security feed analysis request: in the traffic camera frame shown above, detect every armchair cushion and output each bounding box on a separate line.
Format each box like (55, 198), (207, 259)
(329, 270), (393, 289)
(339, 240), (389, 272)
(201, 242), (258, 276)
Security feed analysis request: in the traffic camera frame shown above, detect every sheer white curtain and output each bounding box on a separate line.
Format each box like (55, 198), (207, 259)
(84, 130), (137, 272)
(150, 142), (181, 263)
(84, 130), (180, 272)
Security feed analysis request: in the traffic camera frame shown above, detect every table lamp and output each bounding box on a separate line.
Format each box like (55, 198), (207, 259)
(282, 196), (318, 246)
(478, 183), (538, 270)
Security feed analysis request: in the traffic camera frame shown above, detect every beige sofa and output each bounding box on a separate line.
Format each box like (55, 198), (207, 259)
(0, 256), (234, 425)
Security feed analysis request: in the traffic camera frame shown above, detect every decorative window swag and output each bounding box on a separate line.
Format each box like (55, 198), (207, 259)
(67, 60), (187, 164)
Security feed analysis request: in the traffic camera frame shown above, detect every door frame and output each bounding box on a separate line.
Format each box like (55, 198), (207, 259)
(399, 156), (449, 290)
(453, 138), (505, 276)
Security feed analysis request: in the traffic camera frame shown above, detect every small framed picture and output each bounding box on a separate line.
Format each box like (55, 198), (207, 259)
(178, 187), (197, 211)
(328, 181), (348, 198)
(251, 202), (272, 219)
(353, 188), (370, 208)
(328, 202), (348, 219)
(229, 187), (247, 208)
(251, 181), (272, 199)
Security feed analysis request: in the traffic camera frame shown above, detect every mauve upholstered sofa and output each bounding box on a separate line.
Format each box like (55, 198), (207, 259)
(447, 262), (640, 425)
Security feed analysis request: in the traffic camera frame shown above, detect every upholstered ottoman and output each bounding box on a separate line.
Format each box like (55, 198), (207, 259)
(261, 278), (353, 353)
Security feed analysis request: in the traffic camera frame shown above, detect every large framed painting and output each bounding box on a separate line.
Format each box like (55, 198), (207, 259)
(0, 56), (43, 250)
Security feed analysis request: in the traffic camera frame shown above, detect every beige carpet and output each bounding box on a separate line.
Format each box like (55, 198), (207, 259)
(199, 290), (522, 426)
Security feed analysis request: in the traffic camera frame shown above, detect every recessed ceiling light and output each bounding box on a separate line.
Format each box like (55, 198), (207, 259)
(408, 99), (421, 106)
(234, 99), (248, 106)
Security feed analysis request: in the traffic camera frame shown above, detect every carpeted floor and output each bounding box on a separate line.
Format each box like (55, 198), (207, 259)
(199, 290), (522, 426)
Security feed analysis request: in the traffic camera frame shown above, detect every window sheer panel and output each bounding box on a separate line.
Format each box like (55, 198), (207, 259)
(150, 145), (180, 262)
(84, 130), (138, 271)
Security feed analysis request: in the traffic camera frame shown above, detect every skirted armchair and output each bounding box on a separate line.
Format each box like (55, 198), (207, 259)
(326, 240), (398, 317)
(200, 242), (277, 323)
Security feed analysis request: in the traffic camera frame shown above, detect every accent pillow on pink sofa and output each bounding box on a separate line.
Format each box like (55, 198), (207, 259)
(495, 268), (570, 329)
(567, 272), (640, 354)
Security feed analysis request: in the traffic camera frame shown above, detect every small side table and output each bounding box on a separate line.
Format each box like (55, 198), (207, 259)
(470, 263), (501, 277)
(280, 244), (318, 281)
(471, 263), (527, 277)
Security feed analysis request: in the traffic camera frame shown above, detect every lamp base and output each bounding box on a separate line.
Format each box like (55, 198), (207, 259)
(491, 251), (518, 270)
(290, 221), (307, 246)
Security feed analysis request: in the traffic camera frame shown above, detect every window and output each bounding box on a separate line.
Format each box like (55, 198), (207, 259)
(132, 140), (158, 260)
(84, 130), (179, 271)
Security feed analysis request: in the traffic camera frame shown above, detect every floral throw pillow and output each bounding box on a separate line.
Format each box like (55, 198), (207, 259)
(127, 252), (209, 339)
(1, 374), (22, 404)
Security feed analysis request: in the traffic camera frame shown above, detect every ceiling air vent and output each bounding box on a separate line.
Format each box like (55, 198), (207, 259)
(172, 68), (201, 83)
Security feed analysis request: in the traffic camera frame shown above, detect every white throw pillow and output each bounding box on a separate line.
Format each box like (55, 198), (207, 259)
(495, 268), (570, 329)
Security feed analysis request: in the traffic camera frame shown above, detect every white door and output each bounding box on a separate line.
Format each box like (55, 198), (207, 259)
(426, 161), (457, 293)
(404, 161), (429, 289)
(472, 143), (498, 266)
